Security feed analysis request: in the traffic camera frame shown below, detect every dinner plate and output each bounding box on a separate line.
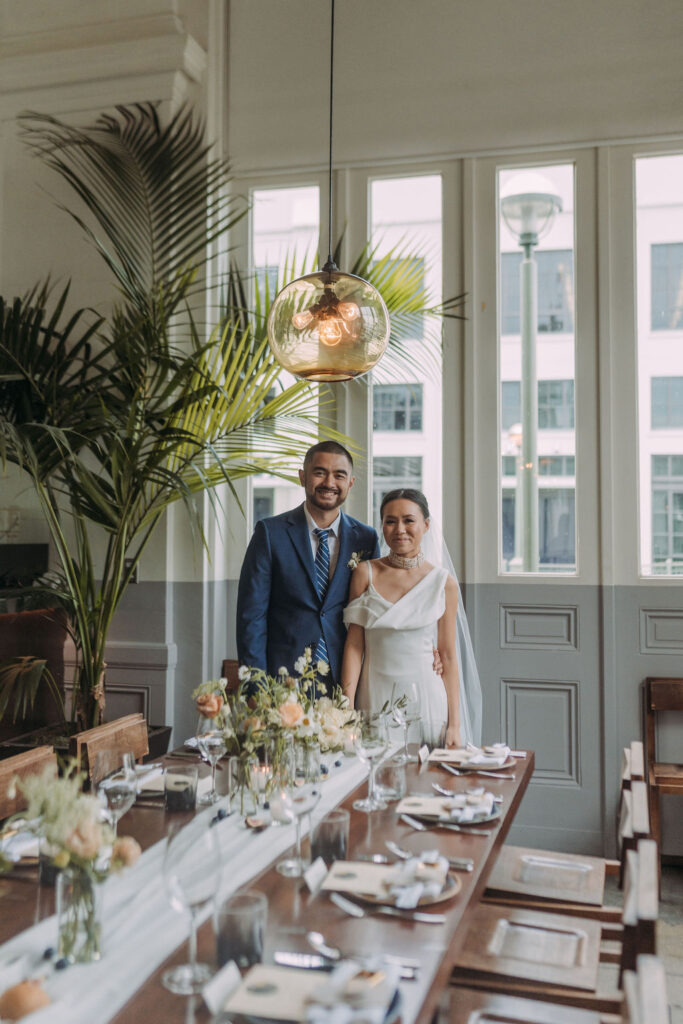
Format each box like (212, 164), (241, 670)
(359, 869), (462, 908)
(399, 801), (502, 826)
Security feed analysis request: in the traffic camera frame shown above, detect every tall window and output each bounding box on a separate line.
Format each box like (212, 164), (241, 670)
(651, 455), (683, 574)
(498, 164), (576, 574)
(501, 250), (574, 335)
(373, 384), (423, 431)
(249, 185), (320, 524)
(636, 155), (683, 575)
(651, 243), (683, 330)
(651, 377), (683, 428)
(370, 175), (443, 534)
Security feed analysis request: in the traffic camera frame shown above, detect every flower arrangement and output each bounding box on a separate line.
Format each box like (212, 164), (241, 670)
(0, 760), (141, 962)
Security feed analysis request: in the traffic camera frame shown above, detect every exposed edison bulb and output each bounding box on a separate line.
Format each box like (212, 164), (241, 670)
(318, 318), (342, 345)
(292, 309), (314, 330)
(338, 301), (360, 322)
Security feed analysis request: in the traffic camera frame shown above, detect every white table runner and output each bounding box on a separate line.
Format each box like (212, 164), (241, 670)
(0, 753), (370, 1023)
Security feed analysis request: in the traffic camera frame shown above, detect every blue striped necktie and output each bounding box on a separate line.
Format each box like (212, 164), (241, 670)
(313, 528), (330, 665)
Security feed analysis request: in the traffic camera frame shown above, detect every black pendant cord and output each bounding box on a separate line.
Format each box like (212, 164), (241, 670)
(324, 0), (336, 271)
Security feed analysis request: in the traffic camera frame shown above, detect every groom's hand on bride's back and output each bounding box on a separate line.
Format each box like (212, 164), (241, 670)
(432, 648), (443, 675)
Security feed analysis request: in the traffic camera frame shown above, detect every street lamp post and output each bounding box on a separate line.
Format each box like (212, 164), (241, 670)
(507, 423), (523, 569)
(501, 172), (562, 572)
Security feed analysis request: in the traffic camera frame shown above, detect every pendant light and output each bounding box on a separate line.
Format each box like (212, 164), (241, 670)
(267, 0), (390, 382)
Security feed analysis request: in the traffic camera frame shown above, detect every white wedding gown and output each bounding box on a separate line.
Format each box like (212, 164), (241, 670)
(344, 563), (472, 745)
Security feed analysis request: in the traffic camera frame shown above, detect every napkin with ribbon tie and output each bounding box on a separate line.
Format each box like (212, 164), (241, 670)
(387, 852), (449, 908)
(305, 959), (400, 1024)
(0, 828), (40, 862)
(464, 743), (511, 766)
(448, 792), (495, 822)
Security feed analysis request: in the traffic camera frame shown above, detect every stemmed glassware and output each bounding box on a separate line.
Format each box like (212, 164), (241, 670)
(352, 710), (389, 813)
(271, 782), (321, 877)
(162, 819), (222, 995)
(391, 682), (422, 764)
(196, 719), (227, 806)
(97, 751), (137, 838)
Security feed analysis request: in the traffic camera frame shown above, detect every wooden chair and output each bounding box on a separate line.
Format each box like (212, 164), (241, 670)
(0, 746), (57, 819)
(622, 955), (668, 1024)
(69, 713), (148, 784)
(442, 951), (665, 1024)
(451, 838), (658, 1016)
(621, 740), (645, 789)
(220, 658), (241, 694)
(643, 677), (683, 855)
(483, 768), (651, 920)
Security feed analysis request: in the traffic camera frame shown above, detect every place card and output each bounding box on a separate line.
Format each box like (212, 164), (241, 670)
(397, 795), (455, 819)
(222, 964), (322, 1021)
(321, 859), (397, 898)
(139, 773), (212, 798)
(304, 856), (328, 894)
(203, 959), (241, 1016)
(418, 744), (430, 763)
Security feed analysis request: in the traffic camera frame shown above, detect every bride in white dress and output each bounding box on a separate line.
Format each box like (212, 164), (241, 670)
(341, 489), (481, 747)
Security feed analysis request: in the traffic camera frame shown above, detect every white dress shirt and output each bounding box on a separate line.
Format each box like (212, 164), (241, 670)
(303, 505), (341, 581)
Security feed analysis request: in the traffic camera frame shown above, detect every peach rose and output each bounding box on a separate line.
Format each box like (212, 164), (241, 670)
(242, 716), (263, 734)
(196, 693), (224, 719)
(111, 835), (142, 869)
(65, 818), (104, 860)
(279, 702), (304, 728)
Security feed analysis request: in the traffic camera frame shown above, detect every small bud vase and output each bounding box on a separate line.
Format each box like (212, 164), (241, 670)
(56, 865), (103, 963)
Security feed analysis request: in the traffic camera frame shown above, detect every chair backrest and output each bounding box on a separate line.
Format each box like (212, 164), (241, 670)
(617, 779), (651, 852)
(0, 746), (57, 820)
(644, 677), (683, 765)
(69, 713), (148, 784)
(220, 659), (241, 694)
(620, 839), (658, 980)
(623, 954), (668, 1024)
(621, 740), (645, 788)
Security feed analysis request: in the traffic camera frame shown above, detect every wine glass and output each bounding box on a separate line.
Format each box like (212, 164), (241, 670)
(196, 721), (227, 806)
(352, 710), (389, 813)
(162, 819), (222, 994)
(391, 681), (422, 764)
(97, 752), (137, 838)
(271, 783), (321, 877)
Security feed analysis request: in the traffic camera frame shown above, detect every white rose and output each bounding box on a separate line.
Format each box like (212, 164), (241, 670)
(294, 656), (307, 674)
(278, 666), (288, 675)
(317, 660), (330, 676)
(238, 665), (250, 681)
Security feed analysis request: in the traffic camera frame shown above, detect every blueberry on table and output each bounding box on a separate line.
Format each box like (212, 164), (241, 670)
(54, 958), (69, 971)
(334, 760), (342, 767)
(42, 948), (54, 961)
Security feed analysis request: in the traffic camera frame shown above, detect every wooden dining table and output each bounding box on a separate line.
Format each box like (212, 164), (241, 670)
(0, 748), (535, 1023)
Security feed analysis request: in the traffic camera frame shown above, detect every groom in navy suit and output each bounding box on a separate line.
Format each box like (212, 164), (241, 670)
(236, 441), (380, 687)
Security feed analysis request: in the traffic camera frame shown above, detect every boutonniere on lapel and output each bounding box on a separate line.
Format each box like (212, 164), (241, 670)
(347, 550), (370, 570)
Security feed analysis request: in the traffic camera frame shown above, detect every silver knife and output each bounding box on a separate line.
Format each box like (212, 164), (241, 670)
(274, 951), (418, 980)
(400, 813), (492, 837)
(440, 763), (516, 780)
(330, 890), (446, 924)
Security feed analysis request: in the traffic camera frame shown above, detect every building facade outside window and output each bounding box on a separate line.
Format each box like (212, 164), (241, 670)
(501, 249), (574, 335)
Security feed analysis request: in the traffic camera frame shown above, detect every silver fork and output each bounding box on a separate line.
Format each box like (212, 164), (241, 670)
(400, 812), (492, 837)
(439, 763), (515, 781)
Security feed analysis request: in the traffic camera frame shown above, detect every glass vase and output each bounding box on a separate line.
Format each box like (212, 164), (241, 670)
(295, 741), (321, 785)
(56, 866), (103, 963)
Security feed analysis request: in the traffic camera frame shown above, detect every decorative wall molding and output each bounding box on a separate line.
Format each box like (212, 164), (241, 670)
(501, 678), (581, 786)
(64, 639), (176, 725)
(500, 603), (578, 651)
(639, 608), (683, 654)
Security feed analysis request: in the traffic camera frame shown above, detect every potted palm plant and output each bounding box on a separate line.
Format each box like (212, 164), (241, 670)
(0, 103), (464, 733)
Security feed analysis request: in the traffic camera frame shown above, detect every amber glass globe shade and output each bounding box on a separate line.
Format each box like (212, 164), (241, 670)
(267, 266), (390, 382)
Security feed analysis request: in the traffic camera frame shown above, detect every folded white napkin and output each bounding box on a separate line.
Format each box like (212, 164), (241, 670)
(449, 792), (495, 822)
(388, 854), (448, 908)
(0, 831), (40, 862)
(305, 959), (400, 1024)
(464, 743), (511, 766)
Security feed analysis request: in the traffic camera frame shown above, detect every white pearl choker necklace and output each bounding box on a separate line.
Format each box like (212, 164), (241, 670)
(387, 550), (425, 569)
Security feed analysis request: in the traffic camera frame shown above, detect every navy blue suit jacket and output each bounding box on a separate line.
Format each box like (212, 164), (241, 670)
(236, 503), (380, 686)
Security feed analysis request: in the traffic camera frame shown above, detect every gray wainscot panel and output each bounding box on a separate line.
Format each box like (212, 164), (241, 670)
(501, 678), (580, 786)
(501, 603), (578, 650)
